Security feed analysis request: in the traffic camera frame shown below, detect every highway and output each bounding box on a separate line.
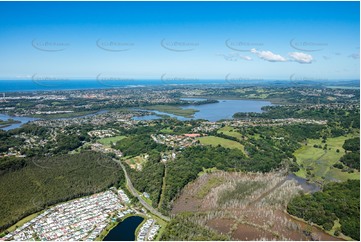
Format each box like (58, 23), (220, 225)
(114, 158), (171, 222)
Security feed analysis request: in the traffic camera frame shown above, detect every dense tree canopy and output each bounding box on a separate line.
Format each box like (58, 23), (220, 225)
(114, 134), (167, 157)
(287, 180), (360, 240)
(0, 151), (124, 231)
(126, 151), (165, 207)
(160, 214), (229, 241)
(340, 137), (360, 170)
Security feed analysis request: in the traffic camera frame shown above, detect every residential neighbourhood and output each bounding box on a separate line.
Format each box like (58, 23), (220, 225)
(137, 219), (160, 241)
(0, 1), (360, 240)
(90, 143), (123, 157)
(151, 134), (200, 149)
(2, 188), (160, 241)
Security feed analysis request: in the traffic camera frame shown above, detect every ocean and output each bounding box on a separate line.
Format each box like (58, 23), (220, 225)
(0, 80), (228, 92)
(1, 79), (358, 93)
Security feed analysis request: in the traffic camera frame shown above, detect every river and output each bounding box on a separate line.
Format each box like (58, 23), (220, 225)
(0, 110), (108, 131)
(0, 114), (38, 131)
(1, 99), (273, 130)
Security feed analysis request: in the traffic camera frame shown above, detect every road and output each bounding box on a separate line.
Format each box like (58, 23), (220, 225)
(113, 158), (171, 222)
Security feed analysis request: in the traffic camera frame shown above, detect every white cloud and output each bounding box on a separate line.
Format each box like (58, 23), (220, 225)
(217, 53), (252, 61)
(250, 48), (287, 62)
(289, 52), (313, 64)
(239, 55), (253, 61)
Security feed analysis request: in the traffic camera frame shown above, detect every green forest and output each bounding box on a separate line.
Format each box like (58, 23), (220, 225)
(287, 180), (360, 240)
(233, 105), (360, 130)
(160, 214), (229, 241)
(114, 134), (167, 157)
(126, 151), (165, 207)
(0, 151), (124, 231)
(340, 137), (360, 170)
(158, 145), (283, 213)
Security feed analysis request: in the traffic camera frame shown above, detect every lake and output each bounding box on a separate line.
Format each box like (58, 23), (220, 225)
(103, 216), (144, 241)
(134, 99), (273, 122)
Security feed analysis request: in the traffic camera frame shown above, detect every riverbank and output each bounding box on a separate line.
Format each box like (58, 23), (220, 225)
(181, 95), (285, 105)
(284, 211), (352, 241)
(97, 214), (145, 241)
(32, 110), (99, 119)
(0, 119), (21, 129)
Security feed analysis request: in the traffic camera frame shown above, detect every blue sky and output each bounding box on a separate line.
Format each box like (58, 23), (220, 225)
(0, 1), (359, 81)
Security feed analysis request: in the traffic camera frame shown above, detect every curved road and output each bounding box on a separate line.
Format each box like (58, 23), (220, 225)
(114, 158), (171, 222)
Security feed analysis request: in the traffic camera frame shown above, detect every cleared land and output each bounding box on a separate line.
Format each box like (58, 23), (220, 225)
(217, 126), (244, 140)
(142, 105), (198, 118)
(197, 136), (246, 153)
(294, 135), (360, 183)
(159, 128), (174, 134)
(171, 171), (340, 241)
(98, 135), (126, 146)
(123, 155), (147, 171)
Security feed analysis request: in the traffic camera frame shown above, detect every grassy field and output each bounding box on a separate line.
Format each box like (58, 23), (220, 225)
(142, 105), (198, 118)
(136, 190), (153, 207)
(124, 155), (147, 171)
(5, 212), (41, 233)
(196, 176), (224, 199)
(294, 135), (360, 183)
(159, 128), (174, 134)
(98, 135), (126, 146)
(197, 167), (219, 177)
(154, 216), (168, 241)
(217, 126), (243, 140)
(197, 136), (246, 153)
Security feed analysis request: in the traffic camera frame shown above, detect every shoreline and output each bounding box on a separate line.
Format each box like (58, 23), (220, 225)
(97, 214), (146, 241)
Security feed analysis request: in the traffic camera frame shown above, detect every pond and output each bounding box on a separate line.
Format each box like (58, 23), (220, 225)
(286, 173), (321, 193)
(104, 216), (144, 241)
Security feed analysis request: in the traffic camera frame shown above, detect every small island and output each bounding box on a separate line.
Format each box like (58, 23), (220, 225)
(141, 105), (199, 118)
(0, 119), (21, 129)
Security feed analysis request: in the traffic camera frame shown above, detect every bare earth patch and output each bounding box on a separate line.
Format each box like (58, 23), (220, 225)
(171, 171), (341, 241)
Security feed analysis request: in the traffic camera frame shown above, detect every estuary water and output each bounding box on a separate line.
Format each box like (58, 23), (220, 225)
(134, 99), (273, 122)
(0, 114), (38, 131)
(0, 110), (108, 131)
